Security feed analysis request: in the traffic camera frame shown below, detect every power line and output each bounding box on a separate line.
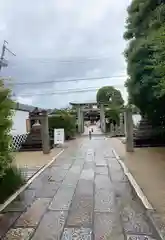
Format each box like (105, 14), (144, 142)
(9, 56), (114, 64)
(5, 75), (127, 86)
(12, 85), (125, 97)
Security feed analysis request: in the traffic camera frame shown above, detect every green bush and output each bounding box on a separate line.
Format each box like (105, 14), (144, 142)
(49, 112), (76, 140)
(0, 79), (14, 178)
(0, 166), (25, 203)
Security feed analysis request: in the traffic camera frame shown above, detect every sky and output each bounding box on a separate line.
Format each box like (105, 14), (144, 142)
(0, 0), (130, 109)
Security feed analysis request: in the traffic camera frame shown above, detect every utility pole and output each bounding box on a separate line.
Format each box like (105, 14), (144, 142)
(0, 40), (16, 72)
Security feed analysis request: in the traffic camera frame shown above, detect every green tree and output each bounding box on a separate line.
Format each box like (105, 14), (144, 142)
(49, 110), (77, 140)
(0, 79), (14, 177)
(96, 86), (124, 106)
(124, 0), (165, 126)
(105, 108), (120, 125)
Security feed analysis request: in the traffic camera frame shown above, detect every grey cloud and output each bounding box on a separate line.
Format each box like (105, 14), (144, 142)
(0, 0), (129, 108)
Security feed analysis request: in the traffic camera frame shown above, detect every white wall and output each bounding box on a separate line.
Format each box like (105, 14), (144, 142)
(11, 110), (29, 135)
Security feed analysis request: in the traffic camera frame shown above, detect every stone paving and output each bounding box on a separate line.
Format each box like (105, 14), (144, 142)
(0, 136), (158, 239)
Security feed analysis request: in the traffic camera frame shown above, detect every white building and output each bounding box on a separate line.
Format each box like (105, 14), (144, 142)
(11, 103), (39, 136)
(11, 103), (43, 151)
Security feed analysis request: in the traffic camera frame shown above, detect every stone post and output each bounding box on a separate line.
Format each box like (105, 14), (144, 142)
(77, 105), (83, 133)
(110, 123), (113, 135)
(120, 112), (125, 136)
(110, 123), (115, 137)
(100, 104), (106, 133)
(124, 108), (134, 152)
(41, 110), (50, 154)
(81, 110), (84, 133)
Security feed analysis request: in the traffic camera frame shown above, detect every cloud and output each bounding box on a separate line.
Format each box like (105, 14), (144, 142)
(15, 96), (34, 105)
(0, 0), (129, 108)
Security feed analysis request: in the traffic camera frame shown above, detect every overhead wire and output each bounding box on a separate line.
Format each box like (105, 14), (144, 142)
(8, 55), (116, 64)
(5, 75), (127, 86)
(12, 84), (125, 97)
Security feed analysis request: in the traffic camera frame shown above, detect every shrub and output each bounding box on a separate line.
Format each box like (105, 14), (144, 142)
(0, 79), (14, 178)
(49, 111), (76, 140)
(0, 166), (25, 203)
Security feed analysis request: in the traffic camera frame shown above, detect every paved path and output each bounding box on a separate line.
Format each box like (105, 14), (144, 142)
(83, 124), (103, 136)
(0, 136), (157, 239)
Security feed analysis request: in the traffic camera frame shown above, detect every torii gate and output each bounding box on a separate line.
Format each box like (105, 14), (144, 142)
(70, 101), (106, 133)
(70, 101), (134, 152)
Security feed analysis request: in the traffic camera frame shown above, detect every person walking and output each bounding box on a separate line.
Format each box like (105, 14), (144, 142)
(89, 129), (92, 140)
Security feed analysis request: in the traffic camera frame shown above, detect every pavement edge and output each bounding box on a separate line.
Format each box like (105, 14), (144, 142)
(0, 149), (64, 213)
(112, 148), (165, 240)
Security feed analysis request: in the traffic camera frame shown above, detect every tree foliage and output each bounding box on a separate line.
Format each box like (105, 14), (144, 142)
(96, 86), (124, 107)
(0, 79), (14, 178)
(105, 108), (120, 125)
(124, 0), (165, 126)
(49, 110), (77, 140)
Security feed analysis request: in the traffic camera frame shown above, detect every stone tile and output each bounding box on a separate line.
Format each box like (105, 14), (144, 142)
(28, 177), (43, 189)
(62, 174), (79, 187)
(73, 161), (84, 169)
(95, 160), (107, 166)
(0, 212), (21, 238)
(86, 152), (95, 162)
(28, 171), (50, 189)
(103, 149), (115, 158)
(96, 166), (108, 175)
(31, 211), (67, 240)
(69, 166), (82, 174)
(83, 162), (95, 170)
(67, 195), (93, 228)
(15, 198), (50, 227)
(94, 189), (116, 212)
(77, 180), (94, 196)
(58, 164), (72, 170)
(95, 175), (112, 189)
(3, 228), (34, 240)
(3, 201), (26, 213)
(94, 212), (124, 240)
(61, 228), (92, 240)
(4, 190), (36, 212)
(20, 189), (36, 205)
(108, 160), (122, 171)
(49, 186), (75, 210)
(114, 182), (133, 199)
(126, 235), (156, 240)
(80, 169), (94, 181)
(147, 210), (165, 239)
(35, 182), (60, 198)
(49, 168), (68, 182)
(121, 200), (154, 235)
(110, 169), (128, 182)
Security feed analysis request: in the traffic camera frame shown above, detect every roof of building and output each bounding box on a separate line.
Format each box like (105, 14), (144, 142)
(12, 102), (52, 113)
(70, 100), (97, 106)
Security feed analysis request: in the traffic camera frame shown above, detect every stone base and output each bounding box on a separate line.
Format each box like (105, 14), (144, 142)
(134, 139), (165, 148)
(133, 117), (165, 148)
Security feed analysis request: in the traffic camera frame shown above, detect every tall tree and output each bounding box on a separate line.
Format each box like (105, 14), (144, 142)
(96, 86), (124, 107)
(124, 0), (165, 126)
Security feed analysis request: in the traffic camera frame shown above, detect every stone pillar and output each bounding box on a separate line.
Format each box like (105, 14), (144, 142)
(81, 110), (84, 133)
(124, 108), (134, 152)
(100, 104), (106, 133)
(41, 110), (50, 154)
(120, 113), (125, 136)
(77, 105), (83, 133)
(110, 123), (115, 137)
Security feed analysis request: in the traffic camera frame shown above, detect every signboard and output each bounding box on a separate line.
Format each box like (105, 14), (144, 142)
(54, 128), (64, 145)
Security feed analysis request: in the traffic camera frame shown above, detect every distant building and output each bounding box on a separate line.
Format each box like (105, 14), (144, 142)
(11, 103), (42, 136)
(11, 103), (47, 151)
